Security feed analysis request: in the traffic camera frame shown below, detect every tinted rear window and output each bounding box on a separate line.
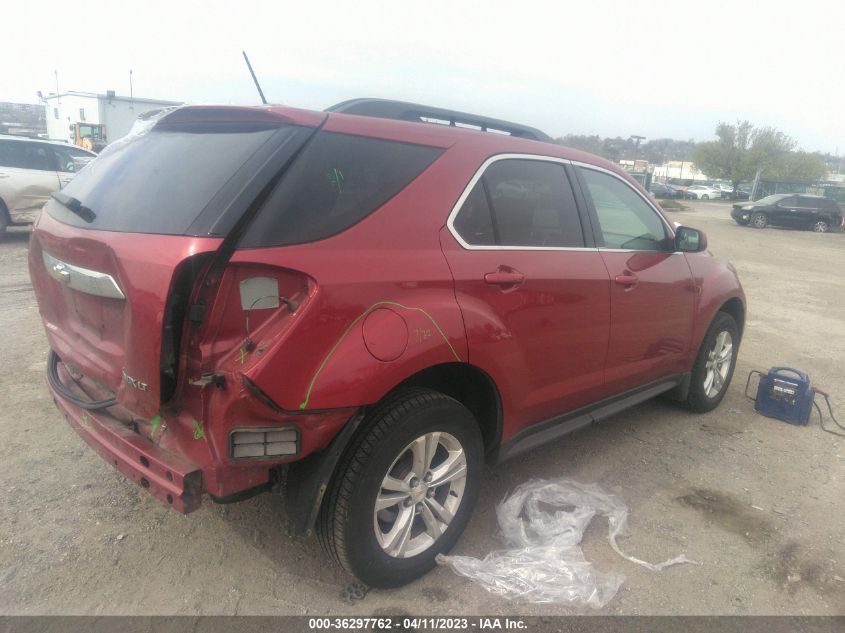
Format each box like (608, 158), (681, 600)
(48, 123), (286, 234)
(240, 132), (443, 247)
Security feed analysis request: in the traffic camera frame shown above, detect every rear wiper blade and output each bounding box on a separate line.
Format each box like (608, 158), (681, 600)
(51, 192), (96, 223)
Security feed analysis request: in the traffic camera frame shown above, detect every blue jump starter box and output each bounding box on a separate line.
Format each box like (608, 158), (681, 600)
(753, 367), (815, 425)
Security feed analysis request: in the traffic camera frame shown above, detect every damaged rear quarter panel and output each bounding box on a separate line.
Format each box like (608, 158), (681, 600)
(224, 153), (473, 412)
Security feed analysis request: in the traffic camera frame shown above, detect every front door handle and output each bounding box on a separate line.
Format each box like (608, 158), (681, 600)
(484, 270), (525, 286)
(614, 273), (639, 287)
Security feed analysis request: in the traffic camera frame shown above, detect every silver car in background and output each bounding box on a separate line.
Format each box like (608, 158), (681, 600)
(0, 135), (95, 234)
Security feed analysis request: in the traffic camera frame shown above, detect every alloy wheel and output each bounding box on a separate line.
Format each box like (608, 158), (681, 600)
(374, 432), (467, 558)
(813, 220), (829, 233)
(703, 330), (733, 398)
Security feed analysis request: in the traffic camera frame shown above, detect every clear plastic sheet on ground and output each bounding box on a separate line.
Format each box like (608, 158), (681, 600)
(437, 478), (696, 607)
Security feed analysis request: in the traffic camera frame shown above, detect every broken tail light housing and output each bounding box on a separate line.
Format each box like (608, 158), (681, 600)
(229, 427), (299, 459)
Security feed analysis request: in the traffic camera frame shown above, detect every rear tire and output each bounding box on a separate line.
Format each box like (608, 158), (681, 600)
(702, 194), (709, 200)
(812, 219), (830, 233)
(0, 201), (9, 235)
(750, 212), (768, 229)
(317, 388), (483, 588)
(683, 312), (739, 413)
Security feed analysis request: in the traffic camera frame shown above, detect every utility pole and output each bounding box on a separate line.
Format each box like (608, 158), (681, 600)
(54, 70), (60, 104)
(129, 69), (134, 103)
(750, 167), (762, 201)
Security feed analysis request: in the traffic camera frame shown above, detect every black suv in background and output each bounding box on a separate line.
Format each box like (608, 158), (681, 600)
(732, 194), (843, 233)
(649, 182), (683, 199)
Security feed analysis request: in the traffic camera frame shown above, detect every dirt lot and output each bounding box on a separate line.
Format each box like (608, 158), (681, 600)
(1, 200), (843, 616)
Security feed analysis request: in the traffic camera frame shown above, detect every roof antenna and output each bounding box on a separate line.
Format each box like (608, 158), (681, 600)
(242, 51), (268, 105)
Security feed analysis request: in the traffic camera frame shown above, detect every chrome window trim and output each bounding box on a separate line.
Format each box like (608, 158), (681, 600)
(445, 153), (598, 252)
(42, 251), (125, 300)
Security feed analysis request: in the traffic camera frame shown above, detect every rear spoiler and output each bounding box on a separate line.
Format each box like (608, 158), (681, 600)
(154, 105), (326, 129)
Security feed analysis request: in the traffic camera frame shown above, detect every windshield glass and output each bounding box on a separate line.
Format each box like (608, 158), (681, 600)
(79, 125), (104, 140)
(50, 123), (288, 234)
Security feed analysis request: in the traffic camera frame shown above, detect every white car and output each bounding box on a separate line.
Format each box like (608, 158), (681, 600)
(0, 135), (96, 234)
(684, 185), (722, 200)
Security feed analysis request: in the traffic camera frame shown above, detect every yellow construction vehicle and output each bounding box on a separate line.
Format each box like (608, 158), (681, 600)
(70, 122), (107, 153)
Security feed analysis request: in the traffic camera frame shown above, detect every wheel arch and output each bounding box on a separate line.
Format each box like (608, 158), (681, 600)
(388, 362), (503, 461)
(719, 296), (745, 340)
(814, 216), (835, 231)
(284, 361), (503, 537)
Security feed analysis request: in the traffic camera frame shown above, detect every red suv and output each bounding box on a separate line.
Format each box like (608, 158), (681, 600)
(29, 99), (745, 587)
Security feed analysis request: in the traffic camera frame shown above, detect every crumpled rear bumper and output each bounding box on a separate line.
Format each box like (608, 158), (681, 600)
(51, 391), (203, 514)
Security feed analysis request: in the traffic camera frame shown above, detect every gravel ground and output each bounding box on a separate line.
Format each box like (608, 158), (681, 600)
(1, 200), (843, 616)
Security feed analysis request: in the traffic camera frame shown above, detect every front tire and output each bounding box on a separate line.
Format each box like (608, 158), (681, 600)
(317, 389), (483, 588)
(812, 219), (830, 233)
(750, 212), (768, 229)
(702, 194), (709, 200)
(683, 312), (739, 413)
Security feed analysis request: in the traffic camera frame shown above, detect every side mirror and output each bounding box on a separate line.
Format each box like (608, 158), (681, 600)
(675, 226), (707, 252)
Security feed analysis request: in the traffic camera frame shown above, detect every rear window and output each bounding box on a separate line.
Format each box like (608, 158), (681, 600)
(239, 132), (443, 247)
(48, 123), (287, 234)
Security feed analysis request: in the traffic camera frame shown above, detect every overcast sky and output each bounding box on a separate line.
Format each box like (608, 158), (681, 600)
(3, 0), (842, 153)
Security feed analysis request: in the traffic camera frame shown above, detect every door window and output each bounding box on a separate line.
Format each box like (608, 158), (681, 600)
(579, 167), (669, 251)
(0, 140), (53, 171)
(452, 159), (585, 248)
(796, 197), (818, 209)
(50, 145), (94, 173)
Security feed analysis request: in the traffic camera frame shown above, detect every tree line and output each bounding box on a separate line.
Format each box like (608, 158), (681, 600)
(555, 121), (833, 187)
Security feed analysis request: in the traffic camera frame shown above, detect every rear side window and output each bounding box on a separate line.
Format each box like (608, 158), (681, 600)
(240, 132), (443, 247)
(49, 123), (287, 234)
(0, 140), (53, 171)
(452, 159), (585, 248)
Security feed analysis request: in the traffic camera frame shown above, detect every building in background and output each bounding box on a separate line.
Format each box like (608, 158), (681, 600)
(618, 159), (653, 188)
(0, 102), (47, 137)
(42, 91), (181, 148)
(618, 159), (649, 173)
(652, 160), (708, 184)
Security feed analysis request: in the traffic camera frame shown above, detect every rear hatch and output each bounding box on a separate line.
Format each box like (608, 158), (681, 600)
(28, 106), (324, 419)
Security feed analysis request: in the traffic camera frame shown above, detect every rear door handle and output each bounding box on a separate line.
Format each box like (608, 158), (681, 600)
(484, 270), (525, 286)
(614, 274), (639, 287)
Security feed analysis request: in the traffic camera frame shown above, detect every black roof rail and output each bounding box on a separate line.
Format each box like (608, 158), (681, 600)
(326, 98), (553, 143)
